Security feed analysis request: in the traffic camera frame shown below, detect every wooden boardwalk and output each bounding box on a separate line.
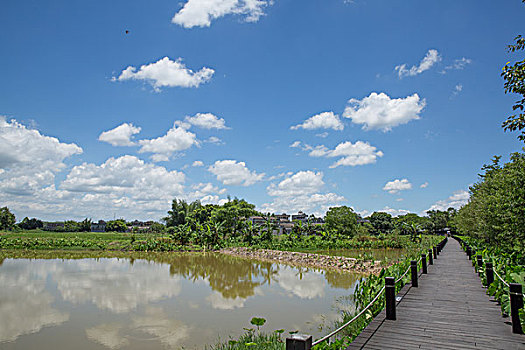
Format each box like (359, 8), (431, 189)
(347, 239), (525, 350)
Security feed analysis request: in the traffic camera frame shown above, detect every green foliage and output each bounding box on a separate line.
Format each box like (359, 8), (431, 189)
(208, 318), (284, 350)
(0, 207), (16, 230)
(369, 212), (393, 235)
(18, 217), (43, 230)
(324, 206), (358, 237)
(501, 12), (525, 141)
(455, 151), (525, 255)
(106, 219), (127, 232)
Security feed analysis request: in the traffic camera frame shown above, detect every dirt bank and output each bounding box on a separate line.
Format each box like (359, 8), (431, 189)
(219, 247), (385, 275)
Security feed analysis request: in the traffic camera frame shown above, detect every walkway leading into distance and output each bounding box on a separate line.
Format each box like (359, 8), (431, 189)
(347, 239), (525, 350)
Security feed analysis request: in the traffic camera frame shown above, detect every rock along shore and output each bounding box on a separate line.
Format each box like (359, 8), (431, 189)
(219, 247), (385, 275)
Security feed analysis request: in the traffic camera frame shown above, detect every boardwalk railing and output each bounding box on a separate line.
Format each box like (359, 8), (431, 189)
(453, 235), (524, 335)
(285, 237), (448, 350)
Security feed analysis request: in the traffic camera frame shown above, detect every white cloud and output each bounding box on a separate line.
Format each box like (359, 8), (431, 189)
(420, 182), (429, 188)
(98, 123), (141, 147)
(189, 182), (227, 203)
(206, 291), (246, 310)
(383, 179), (412, 194)
(267, 170), (324, 197)
(277, 268), (325, 299)
(316, 132), (329, 138)
(395, 49), (441, 78)
(138, 123), (198, 162)
(0, 117), (82, 196)
(380, 206), (411, 217)
(114, 57), (214, 90)
(426, 190), (469, 212)
(453, 84), (463, 96)
(261, 170), (345, 216)
(205, 136), (223, 144)
(172, 0), (272, 28)
(291, 112), (344, 131)
(192, 160), (204, 167)
(304, 140), (384, 168)
(185, 113), (229, 129)
(0, 260), (69, 343)
(208, 160), (264, 186)
(61, 155), (185, 198)
(343, 92), (425, 131)
(442, 57), (472, 73)
(290, 141), (301, 148)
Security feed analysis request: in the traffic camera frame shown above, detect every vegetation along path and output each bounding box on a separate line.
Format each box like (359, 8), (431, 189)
(347, 239), (525, 350)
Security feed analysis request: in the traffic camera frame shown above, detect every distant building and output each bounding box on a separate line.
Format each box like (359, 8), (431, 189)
(275, 213), (289, 221)
(91, 220), (106, 232)
(43, 222), (65, 231)
(291, 211), (308, 224)
(127, 220), (153, 233)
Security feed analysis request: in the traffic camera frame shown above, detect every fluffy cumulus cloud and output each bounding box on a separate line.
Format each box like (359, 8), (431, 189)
(426, 190), (469, 212)
(138, 123), (198, 162)
(395, 49), (441, 78)
(114, 57), (214, 90)
(208, 160), (264, 186)
(0, 117), (82, 195)
(185, 113), (229, 129)
(61, 155), (185, 199)
(98, 123), (141, 146)
(343, 92), (425, 131)
(261, 170), (345, 216)
(172, 0), (272, 28)
(383, 178), (412, 194)
(192, 160), (204, 167)
(298, 140), (383, 168)
(290, 111), (344, 131)
(188, 182), (227, 204)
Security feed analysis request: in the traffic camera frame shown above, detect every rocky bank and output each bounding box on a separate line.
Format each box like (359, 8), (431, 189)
(219, 247), (385, 274)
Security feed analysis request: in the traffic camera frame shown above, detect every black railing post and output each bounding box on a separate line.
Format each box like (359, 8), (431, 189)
(421, 254), (427, 274)
(433, 246), (437, 259)
(428, 249), (433, 265)
(385, 277), (396, 320)
(467, 246), (472, 260)
(477, 255), (483, 276)
(410, 260), (418, 287)
(509, 283), (524, 334)
(485, 262), (494, 286)
(286, 334), (312, 350)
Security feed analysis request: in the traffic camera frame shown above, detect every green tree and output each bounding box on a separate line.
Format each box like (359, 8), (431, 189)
(106, 219), (127, 232)
(455, 151), (525, 254)
(0, 207), (16, 230)
(18, 217), (43, 230)
(501, 2), (525, 141)
(324, 206), (358, 237)
(369, 212), (393, 235)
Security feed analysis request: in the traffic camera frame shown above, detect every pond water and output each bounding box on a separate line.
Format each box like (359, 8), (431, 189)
(0, 252), (361, 349)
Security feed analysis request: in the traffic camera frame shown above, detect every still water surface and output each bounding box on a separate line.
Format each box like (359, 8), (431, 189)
(0, 252), (362, 349)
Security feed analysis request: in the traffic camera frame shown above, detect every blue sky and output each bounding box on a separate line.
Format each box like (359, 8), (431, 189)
(1, 0), (524, 221)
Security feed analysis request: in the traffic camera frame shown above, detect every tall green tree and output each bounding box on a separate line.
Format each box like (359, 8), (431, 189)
(501, 1), (525, 140)
(369, 212), (393, 235)
(455, 151), (525, 254)
(324, 206), (358, 237)
(0, 207), (15, 230)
